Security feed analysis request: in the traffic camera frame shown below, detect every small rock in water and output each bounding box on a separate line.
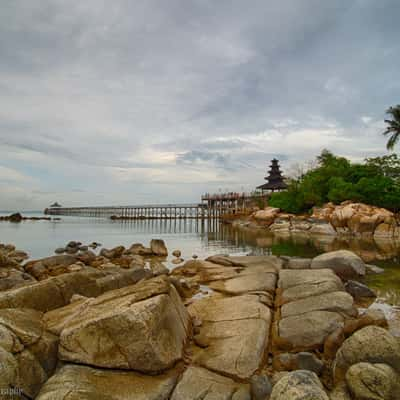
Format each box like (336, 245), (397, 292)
(365, 264), (385, 274)
(9, 212), (23, 222)
(250, 374), (272, 400)
(345, 280), (376, 300)
(172, 250), (181, 258)
(150, 239), (168, 256)
(192, 254), (198, 259)
(65, 247), (78, 254)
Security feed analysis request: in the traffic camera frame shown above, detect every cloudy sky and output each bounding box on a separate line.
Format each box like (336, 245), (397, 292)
(0, 0), (399, 210)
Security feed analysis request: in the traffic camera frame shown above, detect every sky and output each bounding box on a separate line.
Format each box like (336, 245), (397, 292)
(0, 0), (399, 210)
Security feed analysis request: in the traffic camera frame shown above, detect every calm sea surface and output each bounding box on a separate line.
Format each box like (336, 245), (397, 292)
(1, 211), (399, 306)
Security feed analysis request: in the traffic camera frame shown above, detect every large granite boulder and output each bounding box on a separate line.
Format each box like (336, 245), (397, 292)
(277, 269), (344, 305)
(345, 362), (400, 400)
(209, 267), (277, 296)
(0, 308), (58, 398)
(170, 366), (250, 400)
(310, 250), (366, 279)
(252, 207), (280, 226)
(333, 326), (400, 382)
(275, 269), (356, 352)
(36, 364), (180, 400)
(277, 311), (345, 351)
(188, 294), (271, 379)
(280, 291), (357, 319)
(312, 202), (398, 237)
(53, 276), (190, 372)
(270, 370), (329, 400)
(0, 268), (150, 312)
(309, 222), (337, 236)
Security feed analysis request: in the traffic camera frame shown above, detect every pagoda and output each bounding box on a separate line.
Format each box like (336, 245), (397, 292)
(257, 158), (287, 192)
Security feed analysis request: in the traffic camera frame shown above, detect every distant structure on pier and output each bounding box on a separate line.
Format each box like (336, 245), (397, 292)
(49, 202), (62, 208)
(257, 158), (287, 193)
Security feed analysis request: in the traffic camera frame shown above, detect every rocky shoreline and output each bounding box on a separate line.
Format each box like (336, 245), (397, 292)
(0, 241), (399, 399)
(228, 202), (400, 240)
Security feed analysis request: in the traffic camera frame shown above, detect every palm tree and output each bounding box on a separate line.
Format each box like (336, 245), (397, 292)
(383, 105), (400, 150)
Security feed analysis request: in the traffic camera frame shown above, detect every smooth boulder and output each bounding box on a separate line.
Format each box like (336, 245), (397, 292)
(345, 362), (400, 400)
(36, 363), (180, 400)
(171, 366), (250, 400)
(270, 370), (329, 400)
(57, 276), (191, 372)
(310, 250), (366, 279)
(333, 326), (400, 382)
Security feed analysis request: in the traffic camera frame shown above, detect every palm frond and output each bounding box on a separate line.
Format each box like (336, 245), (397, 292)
(383, 105), (400, 150)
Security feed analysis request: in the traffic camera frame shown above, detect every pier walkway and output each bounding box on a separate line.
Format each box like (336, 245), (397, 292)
(44, 192), (269, 219)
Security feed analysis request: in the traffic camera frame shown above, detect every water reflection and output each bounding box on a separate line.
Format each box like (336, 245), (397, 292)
(1, 215), (399, 304)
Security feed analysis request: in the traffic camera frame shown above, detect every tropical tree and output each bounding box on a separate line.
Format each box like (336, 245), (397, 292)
(383, 105), (400, 150)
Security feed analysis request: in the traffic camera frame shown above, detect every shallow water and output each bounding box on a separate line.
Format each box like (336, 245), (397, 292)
(0, 211), (399, 305)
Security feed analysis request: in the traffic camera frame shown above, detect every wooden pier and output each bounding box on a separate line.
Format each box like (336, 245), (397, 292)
(44, 192), (268, 219)
(45, 203), (209, 219)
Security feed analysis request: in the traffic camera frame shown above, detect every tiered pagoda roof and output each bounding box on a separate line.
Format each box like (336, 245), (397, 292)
(257, 158), (287, 191)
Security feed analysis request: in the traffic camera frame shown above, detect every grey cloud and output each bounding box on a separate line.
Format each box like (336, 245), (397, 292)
(0, 0), (398, 208)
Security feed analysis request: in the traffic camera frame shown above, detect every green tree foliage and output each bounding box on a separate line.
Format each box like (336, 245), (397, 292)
(365, 153), (400, 183)
(383, 105), (400, 150)
(269, 150), (400, 213)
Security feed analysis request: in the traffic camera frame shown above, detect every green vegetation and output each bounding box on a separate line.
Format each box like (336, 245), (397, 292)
(383, 105), (400, 150)
(269, 150), (400, 214)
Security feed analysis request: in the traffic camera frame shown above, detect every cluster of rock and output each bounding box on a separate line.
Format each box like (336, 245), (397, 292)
(1, 241), (399, 399)
(54, 241), (101, 255)
(249, 202), (400, 239)
(0, 244), (34, 292)
(0, 213), (54, 222)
